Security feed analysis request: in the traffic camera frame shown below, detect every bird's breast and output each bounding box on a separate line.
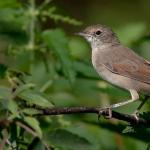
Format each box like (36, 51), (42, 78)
(92, 50), (109, 80)
(91, 49), (133, 90)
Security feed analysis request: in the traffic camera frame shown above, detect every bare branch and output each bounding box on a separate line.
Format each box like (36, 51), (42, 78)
(34, 106), (150, 126)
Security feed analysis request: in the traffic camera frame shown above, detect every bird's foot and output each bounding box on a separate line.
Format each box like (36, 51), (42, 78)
(131, 110), (139, 122)
(98, 107), (112, 120)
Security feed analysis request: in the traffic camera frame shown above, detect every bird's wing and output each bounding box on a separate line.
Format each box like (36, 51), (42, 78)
(103, 46), (150, 84)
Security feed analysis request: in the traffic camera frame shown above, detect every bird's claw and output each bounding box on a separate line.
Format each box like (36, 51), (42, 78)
(98, 107), (112, 120)
(132, 110), (139, 122)
(105, 107), (112, 119)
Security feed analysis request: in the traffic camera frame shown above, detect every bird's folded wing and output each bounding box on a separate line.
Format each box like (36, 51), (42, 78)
(104, 60), (150, 84)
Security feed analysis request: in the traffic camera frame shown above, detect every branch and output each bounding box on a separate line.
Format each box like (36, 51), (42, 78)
(34, 106), (150, 127)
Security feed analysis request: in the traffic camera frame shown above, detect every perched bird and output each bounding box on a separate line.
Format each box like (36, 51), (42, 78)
(78, 24), (150, 116)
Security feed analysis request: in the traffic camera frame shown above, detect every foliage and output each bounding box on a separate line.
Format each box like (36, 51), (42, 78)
(0, 0), (150, 150)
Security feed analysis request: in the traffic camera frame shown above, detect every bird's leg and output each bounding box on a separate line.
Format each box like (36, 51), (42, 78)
(133, 95), (149, 116)
(101, 90), (139, 119)
(110, 89), (139, 109)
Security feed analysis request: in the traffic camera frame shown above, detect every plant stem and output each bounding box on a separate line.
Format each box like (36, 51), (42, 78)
(28, 0), (36, 72)
(29, 0), (35, 50)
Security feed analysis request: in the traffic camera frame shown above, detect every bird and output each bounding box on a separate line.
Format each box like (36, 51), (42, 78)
(78, 24), (150, 117)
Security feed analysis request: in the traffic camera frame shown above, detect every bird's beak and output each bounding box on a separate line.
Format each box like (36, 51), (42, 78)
(75, 32), (93, 43)
(75, 32), (89, 37)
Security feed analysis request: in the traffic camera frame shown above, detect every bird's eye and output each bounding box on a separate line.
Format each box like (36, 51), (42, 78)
(95, 30), (102, 36)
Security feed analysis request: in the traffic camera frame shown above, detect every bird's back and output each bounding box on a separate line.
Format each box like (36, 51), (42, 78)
(93, 44), (150, 84)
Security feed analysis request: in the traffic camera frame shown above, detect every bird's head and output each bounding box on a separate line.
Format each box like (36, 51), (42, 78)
(78, 24), (119, 49)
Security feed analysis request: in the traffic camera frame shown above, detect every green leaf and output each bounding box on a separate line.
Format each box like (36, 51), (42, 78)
(24, 116), (42, 138)
(18, 89), (53, 107)
(73, 61), (98, 78)
(21, 108), (40, 116)
(122, 126), (135, 134)
(46, 129), (91, 150)
(0, 87), (19, 116)
(0, 98), (19, 118)
(69, 37), (90, 59)
(0, 86), (11, 99)
(42, 29), (76, 83)
(14, 83), (35, 96)
(28, 137), (45, 150)
(6, 99), (18, 115)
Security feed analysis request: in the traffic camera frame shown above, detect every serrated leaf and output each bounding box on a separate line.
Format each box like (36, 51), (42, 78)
(42, 29), (76, 83)
(0, 87), (19, 116)
(14, 83), (35, 96)
(18, 89), (53, 107)
(46, 129), (91, 150)
(24, 116), (42, 138)
(22, 108), (40, 115)
(122, 126), (135, 134)
(6, 99), (18, 115)
(0, 98), (18, 117)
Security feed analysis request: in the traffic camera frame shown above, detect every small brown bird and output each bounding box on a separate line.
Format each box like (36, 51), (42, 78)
(78, 24), (150, 116)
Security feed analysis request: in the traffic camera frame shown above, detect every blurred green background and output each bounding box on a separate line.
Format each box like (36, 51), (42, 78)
(0, 0), (150, 150)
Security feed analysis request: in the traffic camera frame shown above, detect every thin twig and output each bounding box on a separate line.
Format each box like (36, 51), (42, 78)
(16, 121), (37, 137)
(33, 106), (150, 127)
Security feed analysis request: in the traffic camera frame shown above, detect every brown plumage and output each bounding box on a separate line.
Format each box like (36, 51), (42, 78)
(78, 24), (150, 115)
